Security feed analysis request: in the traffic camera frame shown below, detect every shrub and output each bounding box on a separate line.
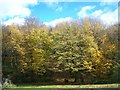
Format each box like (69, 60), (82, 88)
(2, 78), (16, 89)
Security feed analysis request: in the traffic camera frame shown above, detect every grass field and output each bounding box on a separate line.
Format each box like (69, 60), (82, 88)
(8, 84), (119, 90)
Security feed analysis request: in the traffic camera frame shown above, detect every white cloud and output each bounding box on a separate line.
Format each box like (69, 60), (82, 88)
(43, 0), (60, 2)
(100, 0), (118, 2)
(37, 0), (119, 2)
(99, 8), (118, 25)
(77, 5), (118, 25)
(45, 1), (59, 7)
(0, 0), (38, 19)
(3, 17), (25, 25)
(99, 0), (119, 6)
(44, 17), (73, 27)
(91, 10), (103, 17)
(91, 8), (118, 25)
(77, 6), (95, 18)
(1, 0), (118, 26)
(44, 1), (63, 12)
(0, 0), (39, 25)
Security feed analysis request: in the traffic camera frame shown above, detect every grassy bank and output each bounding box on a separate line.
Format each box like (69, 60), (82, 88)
(8, 84), (119, 90)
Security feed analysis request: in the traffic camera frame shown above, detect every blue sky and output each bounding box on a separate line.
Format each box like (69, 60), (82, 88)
(0, 0), (119, 27)
(30, 2), (117, 22)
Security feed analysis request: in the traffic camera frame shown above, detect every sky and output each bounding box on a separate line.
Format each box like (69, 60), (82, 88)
(0, 0), (119, 27)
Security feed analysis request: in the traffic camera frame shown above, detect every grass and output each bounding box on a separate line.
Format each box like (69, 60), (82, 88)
(8, 84), (119, 90)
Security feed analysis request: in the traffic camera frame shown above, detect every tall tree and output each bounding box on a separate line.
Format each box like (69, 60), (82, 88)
(20, 29), (53, 75)
(2, 25), (24, 78)
(50, 19), (112, 84)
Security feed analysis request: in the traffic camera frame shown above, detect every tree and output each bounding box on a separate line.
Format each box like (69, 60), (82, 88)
(19, 16), (44, 33)
(104, 24), (120, 83)
(2, 25), (24, 80)
(2, 17), (116, 84)
(50, 19), (112, 84)
(20, 29), (53, 75)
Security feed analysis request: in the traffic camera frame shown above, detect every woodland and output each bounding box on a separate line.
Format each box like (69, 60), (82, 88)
(2, 17), (120, 85)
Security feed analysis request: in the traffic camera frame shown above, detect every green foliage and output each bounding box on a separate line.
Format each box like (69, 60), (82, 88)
(2, 18), (119, 84)
(107, 63), (120, 83)
(2, 25), (24, 76)
(49, 19), (112, 84)
(20, 30), (53, 75)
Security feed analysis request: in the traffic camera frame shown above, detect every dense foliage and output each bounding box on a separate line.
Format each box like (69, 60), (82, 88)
(2, 17), (120, 84)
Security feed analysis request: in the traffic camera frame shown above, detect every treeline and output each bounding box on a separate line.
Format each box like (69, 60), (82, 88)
(2, 17), (120, 84)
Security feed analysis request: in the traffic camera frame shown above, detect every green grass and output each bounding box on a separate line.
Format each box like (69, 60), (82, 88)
(10, 84), (119, 89)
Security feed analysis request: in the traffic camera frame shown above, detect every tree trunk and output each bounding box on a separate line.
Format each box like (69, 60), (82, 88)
(80, 74), (84, 84)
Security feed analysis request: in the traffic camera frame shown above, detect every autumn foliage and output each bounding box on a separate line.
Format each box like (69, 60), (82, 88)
(2, 17), (120, 84)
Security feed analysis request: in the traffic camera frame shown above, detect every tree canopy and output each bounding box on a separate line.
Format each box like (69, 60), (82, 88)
(2, 17), (119, 84)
